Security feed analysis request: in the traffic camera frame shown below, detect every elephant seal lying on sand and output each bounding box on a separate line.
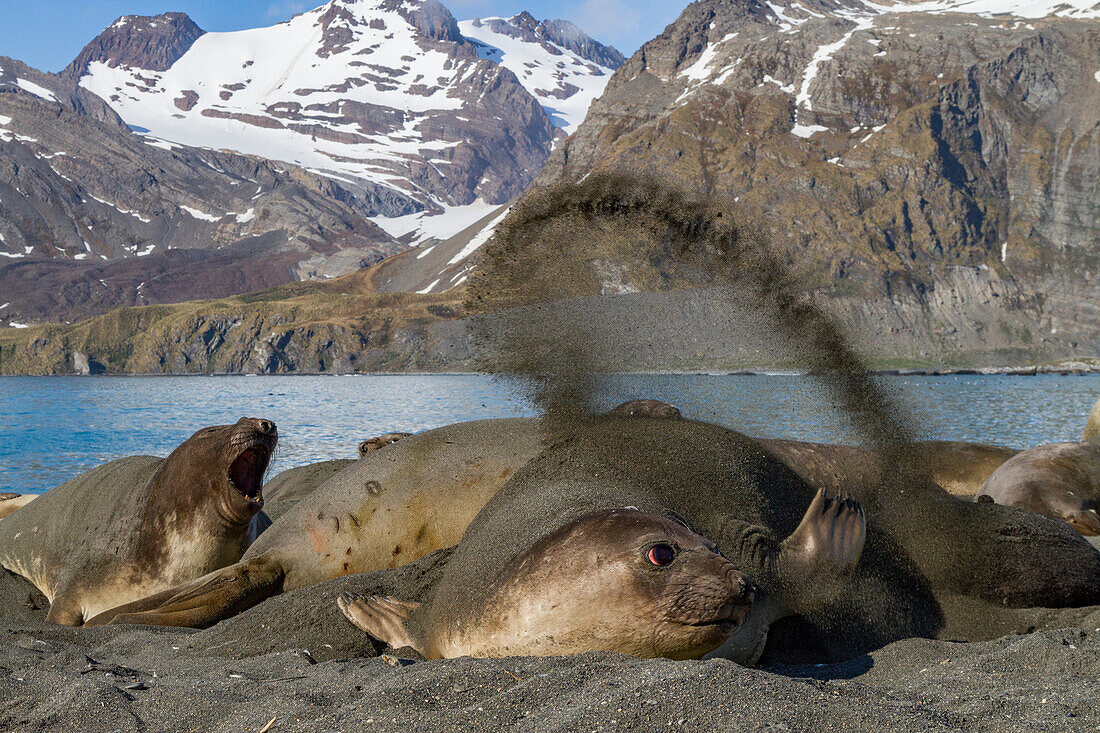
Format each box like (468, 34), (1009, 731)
(977, 397), (1100, 535)
(340, 491), (862, 662)
(979, 442), (1100, 535)
(0, 418), (276, 625)
(1085, 397), (1100, 442)
(760, 439), (1018, 497)
(345, 418), (1100, 664)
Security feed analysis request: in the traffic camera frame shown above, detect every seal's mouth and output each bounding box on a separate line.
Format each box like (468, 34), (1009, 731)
(228, 443), (271, 503)
(687, 581), (755, 634)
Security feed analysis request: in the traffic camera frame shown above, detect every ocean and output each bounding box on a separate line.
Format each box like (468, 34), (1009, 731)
(2, 373), (1097, 494)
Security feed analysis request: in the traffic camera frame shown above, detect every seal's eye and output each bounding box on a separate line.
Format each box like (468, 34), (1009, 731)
(647, 544), (675, 566)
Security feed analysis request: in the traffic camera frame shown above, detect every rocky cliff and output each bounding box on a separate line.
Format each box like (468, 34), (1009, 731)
(535, 0), (1100, 363)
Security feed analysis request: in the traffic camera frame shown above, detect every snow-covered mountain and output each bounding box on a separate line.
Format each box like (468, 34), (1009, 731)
(460, 12), (623, 135)
(0, 54), (404, 328)
(68, 1), (622, 244)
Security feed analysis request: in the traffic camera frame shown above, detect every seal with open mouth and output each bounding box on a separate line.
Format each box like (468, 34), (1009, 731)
(339, 507), (758, 660)
(0, 417), (276, 625)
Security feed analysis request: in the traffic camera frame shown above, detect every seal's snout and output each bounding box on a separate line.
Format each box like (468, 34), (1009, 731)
(257, 419), (276, 436)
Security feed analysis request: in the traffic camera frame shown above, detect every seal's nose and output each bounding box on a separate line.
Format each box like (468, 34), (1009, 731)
(723, 564), (754, 604)
(256, 419), (277, 436)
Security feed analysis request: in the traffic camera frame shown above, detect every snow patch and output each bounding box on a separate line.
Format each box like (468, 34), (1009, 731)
(416, 245), (436, 260)
(416, 278), (441, 294)
(371, 199), (500, 245)
(762, 75), (795, 94)
(14, 78), (57, 102)
(792, 123), (829, 138)
(180, 205), (222, 222)
(446, 206), (511, 266)
(679, 34), (738, 81)
(863, 0), (1100, 19)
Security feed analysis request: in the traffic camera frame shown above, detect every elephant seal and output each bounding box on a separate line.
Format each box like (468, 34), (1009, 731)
(358, 433), (413, 457)
(341, 493), (862, 662)
(0, 417), (276, 625)
(339, 507), (766, 660)
(609, 399), (681, 419)
(1085, 396), (1100, 442)
(0, 493), (36, 520)
(978, 441), (1100, 535)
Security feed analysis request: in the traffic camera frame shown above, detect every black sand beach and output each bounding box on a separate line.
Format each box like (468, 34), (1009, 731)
(5, 550), (1100, 733)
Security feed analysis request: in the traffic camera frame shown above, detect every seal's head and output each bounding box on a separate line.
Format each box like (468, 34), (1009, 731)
(609, 399), (682, 419)
(506, 508), (753, 660)
(358, 432), (413, 458)
(158, 417), (277, 525)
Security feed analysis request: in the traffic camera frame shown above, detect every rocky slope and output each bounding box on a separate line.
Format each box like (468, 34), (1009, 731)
(70, 2), (622, 243)
(0, 55), (404, 327)
(534, 0), (1100, 363)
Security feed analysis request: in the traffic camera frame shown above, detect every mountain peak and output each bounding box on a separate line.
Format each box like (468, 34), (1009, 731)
(63, 12), (203, 80)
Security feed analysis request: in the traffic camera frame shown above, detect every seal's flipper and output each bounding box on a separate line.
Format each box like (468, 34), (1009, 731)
(84, 556), (285, 628)
(776, 489), (866, 613)
(1065, 508), (1100, 536)
(338, 591), (421, 653)
(44, 588), (84, 626)
(707, 491), (866, 666)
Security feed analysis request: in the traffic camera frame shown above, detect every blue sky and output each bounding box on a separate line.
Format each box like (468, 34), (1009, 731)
(0, 0), (685, 73)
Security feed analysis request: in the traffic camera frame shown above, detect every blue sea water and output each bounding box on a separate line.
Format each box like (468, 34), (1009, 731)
(1, 373), (1097, 494)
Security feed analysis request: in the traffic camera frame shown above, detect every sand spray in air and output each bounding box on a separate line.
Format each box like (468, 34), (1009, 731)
(464, 171), (916, 473)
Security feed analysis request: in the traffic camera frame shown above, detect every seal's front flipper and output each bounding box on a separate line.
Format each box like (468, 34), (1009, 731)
(776, 489), (866, 613)
(84, 556), (285, 628)
(338, 591), (422, 654)
(706, 491), (866, 666)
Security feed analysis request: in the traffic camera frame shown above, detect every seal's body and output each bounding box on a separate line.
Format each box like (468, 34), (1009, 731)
(0, 494), (36, 520)
(1084, 397), (1100, 442)
(761, 439), (1018, 496)
(261, 460), (356, 523)
(0, 418), (276, 625)
(979, 441), (1100, 535)
(341, 492), (862, 663)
